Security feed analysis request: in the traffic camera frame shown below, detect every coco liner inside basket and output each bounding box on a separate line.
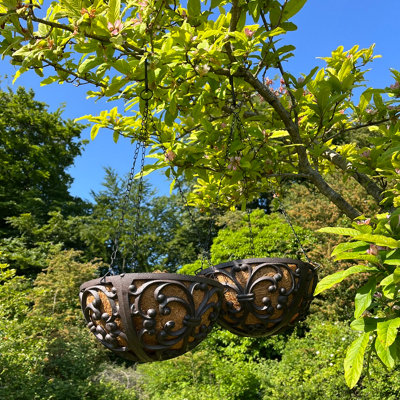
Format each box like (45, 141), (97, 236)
(198, 258), (318, 337)
(80, 272), (223, 362)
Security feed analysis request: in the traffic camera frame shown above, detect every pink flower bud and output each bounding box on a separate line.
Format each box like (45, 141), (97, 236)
(265, 77), (273, 86)
(357, 218), (371, 225)
(390, 82), (400, 90)
(366, 244), (378, 255)
(164, 150), (176, 162)
(361, 150), (371, 158)
(244, 28), (254, 38)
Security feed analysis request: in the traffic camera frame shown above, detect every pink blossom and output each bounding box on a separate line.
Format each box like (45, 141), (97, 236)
(366, 244), (388, 255)
(390, 82), (400, 90)
(164, 150), (176, 162)
(366, 244), (378, 255)
(131, 13), (142, 27)
(265, 77), (273, 86)
(108, 19), (123, 36)
(244, 28), (254, 38)
(357, 218), (371, 225)
(227, 156), (241, 171)
(339, 110), (345, 114)
(361, 150), (371, 158)
(221, 122), (227, 128)
(280, 77), (285, 85)
(396, 169), (400, 175)
(138, 0), (148, 9)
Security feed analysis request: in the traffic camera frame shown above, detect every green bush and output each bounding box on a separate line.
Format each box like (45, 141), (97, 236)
(258, 318), (400, 400)
(0, 250), (135, 400)
(137, 349), (263, 400)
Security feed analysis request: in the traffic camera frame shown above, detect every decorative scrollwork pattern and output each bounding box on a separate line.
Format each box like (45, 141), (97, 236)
(198, 258), (318, 337)
(80, 284), (129, 353)
(79, 273), (223, 363)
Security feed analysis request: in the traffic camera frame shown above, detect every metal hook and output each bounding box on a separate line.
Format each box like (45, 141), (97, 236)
(140, 56), (153, 101)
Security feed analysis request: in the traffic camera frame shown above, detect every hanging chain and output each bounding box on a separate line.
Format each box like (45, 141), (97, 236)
(101, 57), (152, 282)
(267, 181), (318, 267)
(148, 114), (214, 269)
(101, 140), (143, 282)
(230, 76), (313, 265)
(230, 74), (255, 257)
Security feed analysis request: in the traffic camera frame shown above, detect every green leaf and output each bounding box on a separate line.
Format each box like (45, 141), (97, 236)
(283, 0), (307, 21)
(169, 178), (176, 195)
(381, 274), (394, 287)
(344, 332), (370, 388)
(359, 90), (372, 113)
(333, 252), (379, 264)
(331, 241), (368, 257)
(318, 227), (360, 236)
(354, 234), (400, 249)
(270, 130), (289, 138)
(314, 265), (378, 296)
(377, 318), (400, 347)
(78, 57), (102, 75)
(90, 124), (100, 140)
(40, 76), (58, 86)
(351, 317), (379, 333)
(188, 0), (201, 16)
(354, 277), (376, 319)
(394, 267), (400, 283)
(375, 337), (399, 369)
(107, 0), (121, 23)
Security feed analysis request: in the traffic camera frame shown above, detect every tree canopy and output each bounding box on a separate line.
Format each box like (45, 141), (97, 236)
(0, 0), (399, 220)
(0, 86), (87, 237)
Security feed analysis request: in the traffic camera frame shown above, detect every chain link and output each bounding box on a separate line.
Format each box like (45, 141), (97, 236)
(101, 96), (150, 282)
(267, 181), (315, 266)
(234, 111), (256, 256)
(148, 114), (214, 269)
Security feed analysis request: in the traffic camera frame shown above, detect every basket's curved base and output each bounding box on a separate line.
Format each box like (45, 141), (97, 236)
(80, 273), (223, 362)
(198, 258), (318, 337)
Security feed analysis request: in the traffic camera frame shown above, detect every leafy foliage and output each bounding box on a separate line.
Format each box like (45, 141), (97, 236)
(0, 87), (87, 237)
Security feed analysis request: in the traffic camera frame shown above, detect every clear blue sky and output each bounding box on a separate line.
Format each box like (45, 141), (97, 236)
(1, 0), (399, 201)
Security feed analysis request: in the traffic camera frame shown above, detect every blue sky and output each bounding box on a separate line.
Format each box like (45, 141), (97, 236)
(1, 0), (399, 201)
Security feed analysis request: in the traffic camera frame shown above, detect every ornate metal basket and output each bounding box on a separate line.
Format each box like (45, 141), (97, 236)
(198, 258), (318, 337)
(79, 273), (223, 362)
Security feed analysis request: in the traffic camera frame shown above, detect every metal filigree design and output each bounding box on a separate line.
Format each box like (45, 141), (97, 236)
(198, 258), (318, 337)
(79, 273), (223, 363)
(80, 284), (129, 353)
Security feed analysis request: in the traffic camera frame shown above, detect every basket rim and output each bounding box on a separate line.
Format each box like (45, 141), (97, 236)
(79, 272), (224, 292)
(197, 257), (316, 275)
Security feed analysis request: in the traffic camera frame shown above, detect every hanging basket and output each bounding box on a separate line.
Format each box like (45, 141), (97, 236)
(79, 273), (223, 362)
(198, 258), (318, 337)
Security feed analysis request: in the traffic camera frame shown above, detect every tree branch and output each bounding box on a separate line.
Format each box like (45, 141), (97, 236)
(240, 68), (362, 220)
(322, 147), (383, 204)
(324, 117), (396, 142)
(9, 12), (143, 57)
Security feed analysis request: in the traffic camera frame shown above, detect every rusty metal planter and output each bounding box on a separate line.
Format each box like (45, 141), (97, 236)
(198, 258), (318, 337)
(79, 273), (223, 362)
